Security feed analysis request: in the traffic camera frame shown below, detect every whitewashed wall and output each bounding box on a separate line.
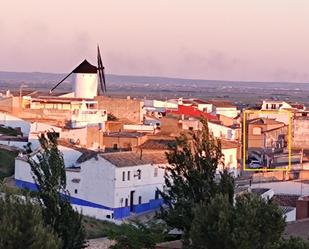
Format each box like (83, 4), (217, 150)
(114, 163), (165, 208)
(0, 140), (27, 149)
(0, 112), (31, 135)
(208, 121), (237, 140)
(215, 107), (238, 118)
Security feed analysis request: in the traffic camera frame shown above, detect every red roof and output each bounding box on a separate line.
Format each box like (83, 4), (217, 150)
(167, 105), (218, 121)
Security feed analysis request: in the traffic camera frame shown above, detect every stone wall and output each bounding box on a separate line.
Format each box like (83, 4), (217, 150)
(292, 117), (309, 149)
(95, 96), (143, 123)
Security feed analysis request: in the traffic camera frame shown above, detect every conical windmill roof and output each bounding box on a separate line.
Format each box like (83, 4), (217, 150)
(72, 59), (97, 74)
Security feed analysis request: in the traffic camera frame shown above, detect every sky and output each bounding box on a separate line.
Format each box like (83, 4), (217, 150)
(0, 0), (309, 82)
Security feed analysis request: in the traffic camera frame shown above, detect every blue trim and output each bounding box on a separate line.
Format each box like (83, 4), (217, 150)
(134, 199), (163, 213)
(15, 179), (38, 191)
(15, 179), (163, 219)
(15, 179), (113, 211)
(69, 196), (113, 210)
(113, 206), (130, 219)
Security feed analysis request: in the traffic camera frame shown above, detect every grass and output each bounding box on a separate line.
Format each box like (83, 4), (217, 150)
(0, 149), (19, 180)
(83, 216), (119, 239)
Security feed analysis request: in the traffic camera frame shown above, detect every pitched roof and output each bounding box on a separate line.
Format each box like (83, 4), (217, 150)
(208, 100), (236, 108)
(220, 140), (239, 149)
(167, 105), (218, 121)
(284, 218), (309, 240)
(272, 194), (300, 207)
(103, 132), (146, 138)
(248, 118), (284, 125)
(140, 139), (176, 150)
(72, 59), (97, 74)
(100, 151), (167, 167)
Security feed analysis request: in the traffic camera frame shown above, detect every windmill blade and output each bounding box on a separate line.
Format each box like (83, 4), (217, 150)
(97, 45), (107, 94)
(50, 71), (73, 93)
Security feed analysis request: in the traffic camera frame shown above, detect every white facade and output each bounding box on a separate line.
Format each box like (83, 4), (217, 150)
(15, 149), (166, 221)
(123, 124), (155, 133)
(71, 109), (107, 128)
(261, 100), (291, 111)
(74, 73), (98, 99)
(214, 107), (238, 118)
(196, 103), (214, 113)
(0, 112), (31, 135)
(218, 147), (239, 177)
(208, 121), (238, 140)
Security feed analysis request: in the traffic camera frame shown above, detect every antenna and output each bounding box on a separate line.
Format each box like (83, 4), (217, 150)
(97, 45), (107, 95)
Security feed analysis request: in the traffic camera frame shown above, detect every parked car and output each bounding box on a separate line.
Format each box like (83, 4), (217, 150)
(249, 160), (262, 169)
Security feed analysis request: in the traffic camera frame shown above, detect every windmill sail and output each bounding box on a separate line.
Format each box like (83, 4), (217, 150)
(97, 45), (107, 94)
(50, 71), (73, 93)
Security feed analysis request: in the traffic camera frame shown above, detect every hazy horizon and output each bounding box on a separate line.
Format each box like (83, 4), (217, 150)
(1, 0), (309, 83)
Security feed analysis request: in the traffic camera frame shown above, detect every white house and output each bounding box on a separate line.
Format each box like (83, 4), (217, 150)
(0, 111), (31, 135)
(15, 148), (167, 221)
(219, 140), (240, 177)
(205, 100), (238, 118)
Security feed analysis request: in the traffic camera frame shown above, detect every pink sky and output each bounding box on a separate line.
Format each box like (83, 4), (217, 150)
(1, 0), (309, 82)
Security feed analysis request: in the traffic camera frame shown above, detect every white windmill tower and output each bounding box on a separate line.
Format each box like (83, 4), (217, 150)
(50, 46), (107, 99)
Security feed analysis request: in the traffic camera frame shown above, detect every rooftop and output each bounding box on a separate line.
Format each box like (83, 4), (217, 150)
(284, 218), (309, 240)
(140, 139), (176, 150)
(208, 100), (236, 108)
(251, 188), (271, 195)
(100, 151), (168, 167)
(72, 59), (98, 74)
(272, 194), (300, 207)
(103, 132), (146, 138)
(248, 118), (285, 125)
(220, 139), (239, 149)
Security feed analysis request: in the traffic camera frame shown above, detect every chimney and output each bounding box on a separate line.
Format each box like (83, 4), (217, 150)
(296, 196), (309, 220)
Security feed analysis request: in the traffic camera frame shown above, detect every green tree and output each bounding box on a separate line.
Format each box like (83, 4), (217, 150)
(28, 132), (87, 249)
(108, 220), (167, 249)
(190, 193), (309, 249)
(159, 119), (235, 245)
(0, 191), (60, 249)
(232, 193), (285, 249)
(277, 237), (309, 249)
(190, 194), (233, 249)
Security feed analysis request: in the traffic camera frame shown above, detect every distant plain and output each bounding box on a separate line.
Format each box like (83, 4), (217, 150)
(1, 71), (309, 108)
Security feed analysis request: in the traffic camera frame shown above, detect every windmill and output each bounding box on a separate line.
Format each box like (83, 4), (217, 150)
(50, 45), (107, 98)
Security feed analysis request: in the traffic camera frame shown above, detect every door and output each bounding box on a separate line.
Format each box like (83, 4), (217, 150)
(130, 190), (135, 212)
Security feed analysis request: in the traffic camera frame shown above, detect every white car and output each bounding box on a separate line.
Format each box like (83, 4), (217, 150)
(249, 160), (262, 169)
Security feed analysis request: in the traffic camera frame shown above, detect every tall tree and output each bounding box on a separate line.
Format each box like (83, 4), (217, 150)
(28, 132), (86, 249)
(108, 221), (164, 249)
(190, 193), (286, 249)
(159, 119), (235, 245)
(0, 190), (60, 249)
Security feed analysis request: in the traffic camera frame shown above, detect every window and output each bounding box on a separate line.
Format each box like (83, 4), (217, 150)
(125, 198), (128, 207)
(113, 144), (118, 150)
(74, 189), (78, 194)
(122, 171), (125, 181)
(154, 168), (158, 177)
(138, 196), (142, 204)
(271, 104), (276, 109)
(127, 171), (130, 181)
(252, 127), (262, 135)
(266, 104), (269, 109)
(155, 190), (160, 200)
(137, 169), (141, 180)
